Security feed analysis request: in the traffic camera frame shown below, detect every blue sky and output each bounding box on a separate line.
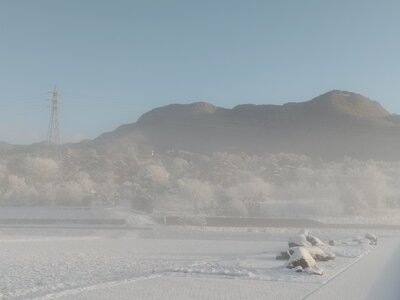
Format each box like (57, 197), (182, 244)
(1, 0), (400, 144)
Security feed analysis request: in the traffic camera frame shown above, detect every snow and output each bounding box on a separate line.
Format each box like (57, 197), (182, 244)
(306, 234), (324, 247)
(302, 246), (335, 261)
(52, 277), (317, 300)
(0, 227), (398, 299)
(288, 234), (312, 247)
(316, 209), (400, 225)
(306, 238), (400, 300)
(106, 208), (155, 227)
(0, 207), (113, 220)
(286, 247), (323, 275)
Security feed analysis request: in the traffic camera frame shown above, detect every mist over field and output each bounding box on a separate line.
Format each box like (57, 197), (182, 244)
(1, 90), (399, 219)
(3, 1), (400, 299)
(2, 90), (400, 300)
(0, 150), (398, 217)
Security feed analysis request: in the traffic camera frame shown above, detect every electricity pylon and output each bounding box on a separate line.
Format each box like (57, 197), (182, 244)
(47, 86), (60, 145)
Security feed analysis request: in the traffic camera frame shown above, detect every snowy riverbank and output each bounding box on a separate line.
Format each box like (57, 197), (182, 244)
(1, 226), (398, 299)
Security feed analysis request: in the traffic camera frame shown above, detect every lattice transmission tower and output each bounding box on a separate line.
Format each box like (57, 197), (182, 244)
(47, 86), (60, 145)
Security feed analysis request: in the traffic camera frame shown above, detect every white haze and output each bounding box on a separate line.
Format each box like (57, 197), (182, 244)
(2, 96), (400, 300)
(1, 150), (398, 217)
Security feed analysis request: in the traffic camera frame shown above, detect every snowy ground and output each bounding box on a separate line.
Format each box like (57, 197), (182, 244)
(0, 226), (399, 300)
(316, 208), (400, 225)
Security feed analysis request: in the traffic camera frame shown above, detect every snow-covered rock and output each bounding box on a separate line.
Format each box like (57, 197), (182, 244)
(365, 232), (378, 245)
(276, 250), (291, 260)
(281, 231), (335, 263)
(288, 234), (312, 248)
(286, 247), (323, 275)
(306, 234), (324, 247)
(301, 246), (335, 261)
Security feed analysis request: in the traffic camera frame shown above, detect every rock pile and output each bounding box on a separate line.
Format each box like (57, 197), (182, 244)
(277, 230), (336, 275)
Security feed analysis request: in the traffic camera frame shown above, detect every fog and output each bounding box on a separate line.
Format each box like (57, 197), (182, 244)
(2, 1), (400, 297)
(1, 151), (398, 218)
(2, 94), (400, 299)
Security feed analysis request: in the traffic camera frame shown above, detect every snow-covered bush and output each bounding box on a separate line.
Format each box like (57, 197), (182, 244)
(0, 147), (397, 217)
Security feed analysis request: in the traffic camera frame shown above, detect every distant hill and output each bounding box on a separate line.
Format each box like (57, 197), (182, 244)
(93, 90), (400, 160)
(3, 90), (400, 160)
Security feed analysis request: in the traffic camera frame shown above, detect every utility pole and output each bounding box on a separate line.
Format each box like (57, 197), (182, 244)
(47, 86), (60, 145)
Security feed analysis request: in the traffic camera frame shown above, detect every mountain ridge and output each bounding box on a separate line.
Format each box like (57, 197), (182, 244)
(90, 89), (400, 160)
(134, 90), (391, 129)
(2, 90), (400, 160)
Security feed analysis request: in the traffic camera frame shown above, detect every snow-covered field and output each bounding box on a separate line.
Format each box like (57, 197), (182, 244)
(0, 226), (399, 300)
(316, 209), (400, 225)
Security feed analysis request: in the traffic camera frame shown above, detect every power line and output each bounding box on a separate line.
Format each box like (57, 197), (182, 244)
(47, 86), (60, 145)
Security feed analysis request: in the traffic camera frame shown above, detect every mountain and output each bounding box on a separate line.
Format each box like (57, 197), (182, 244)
(2, 90), (399, 160)
(93, 90), (399, 160)
(300, 90), (389, 118)
(1, 90), (400, 209)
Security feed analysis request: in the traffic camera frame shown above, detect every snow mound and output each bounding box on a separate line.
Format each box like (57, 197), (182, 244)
(288, 234), (312, 248)
(172, 262), (254, 279)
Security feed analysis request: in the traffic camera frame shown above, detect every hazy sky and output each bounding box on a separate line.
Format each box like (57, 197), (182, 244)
(1, 0), (400, 144)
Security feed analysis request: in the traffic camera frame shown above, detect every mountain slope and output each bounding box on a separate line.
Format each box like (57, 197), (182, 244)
(4, 90), (388, 160)
(94, 90), (398, 159)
